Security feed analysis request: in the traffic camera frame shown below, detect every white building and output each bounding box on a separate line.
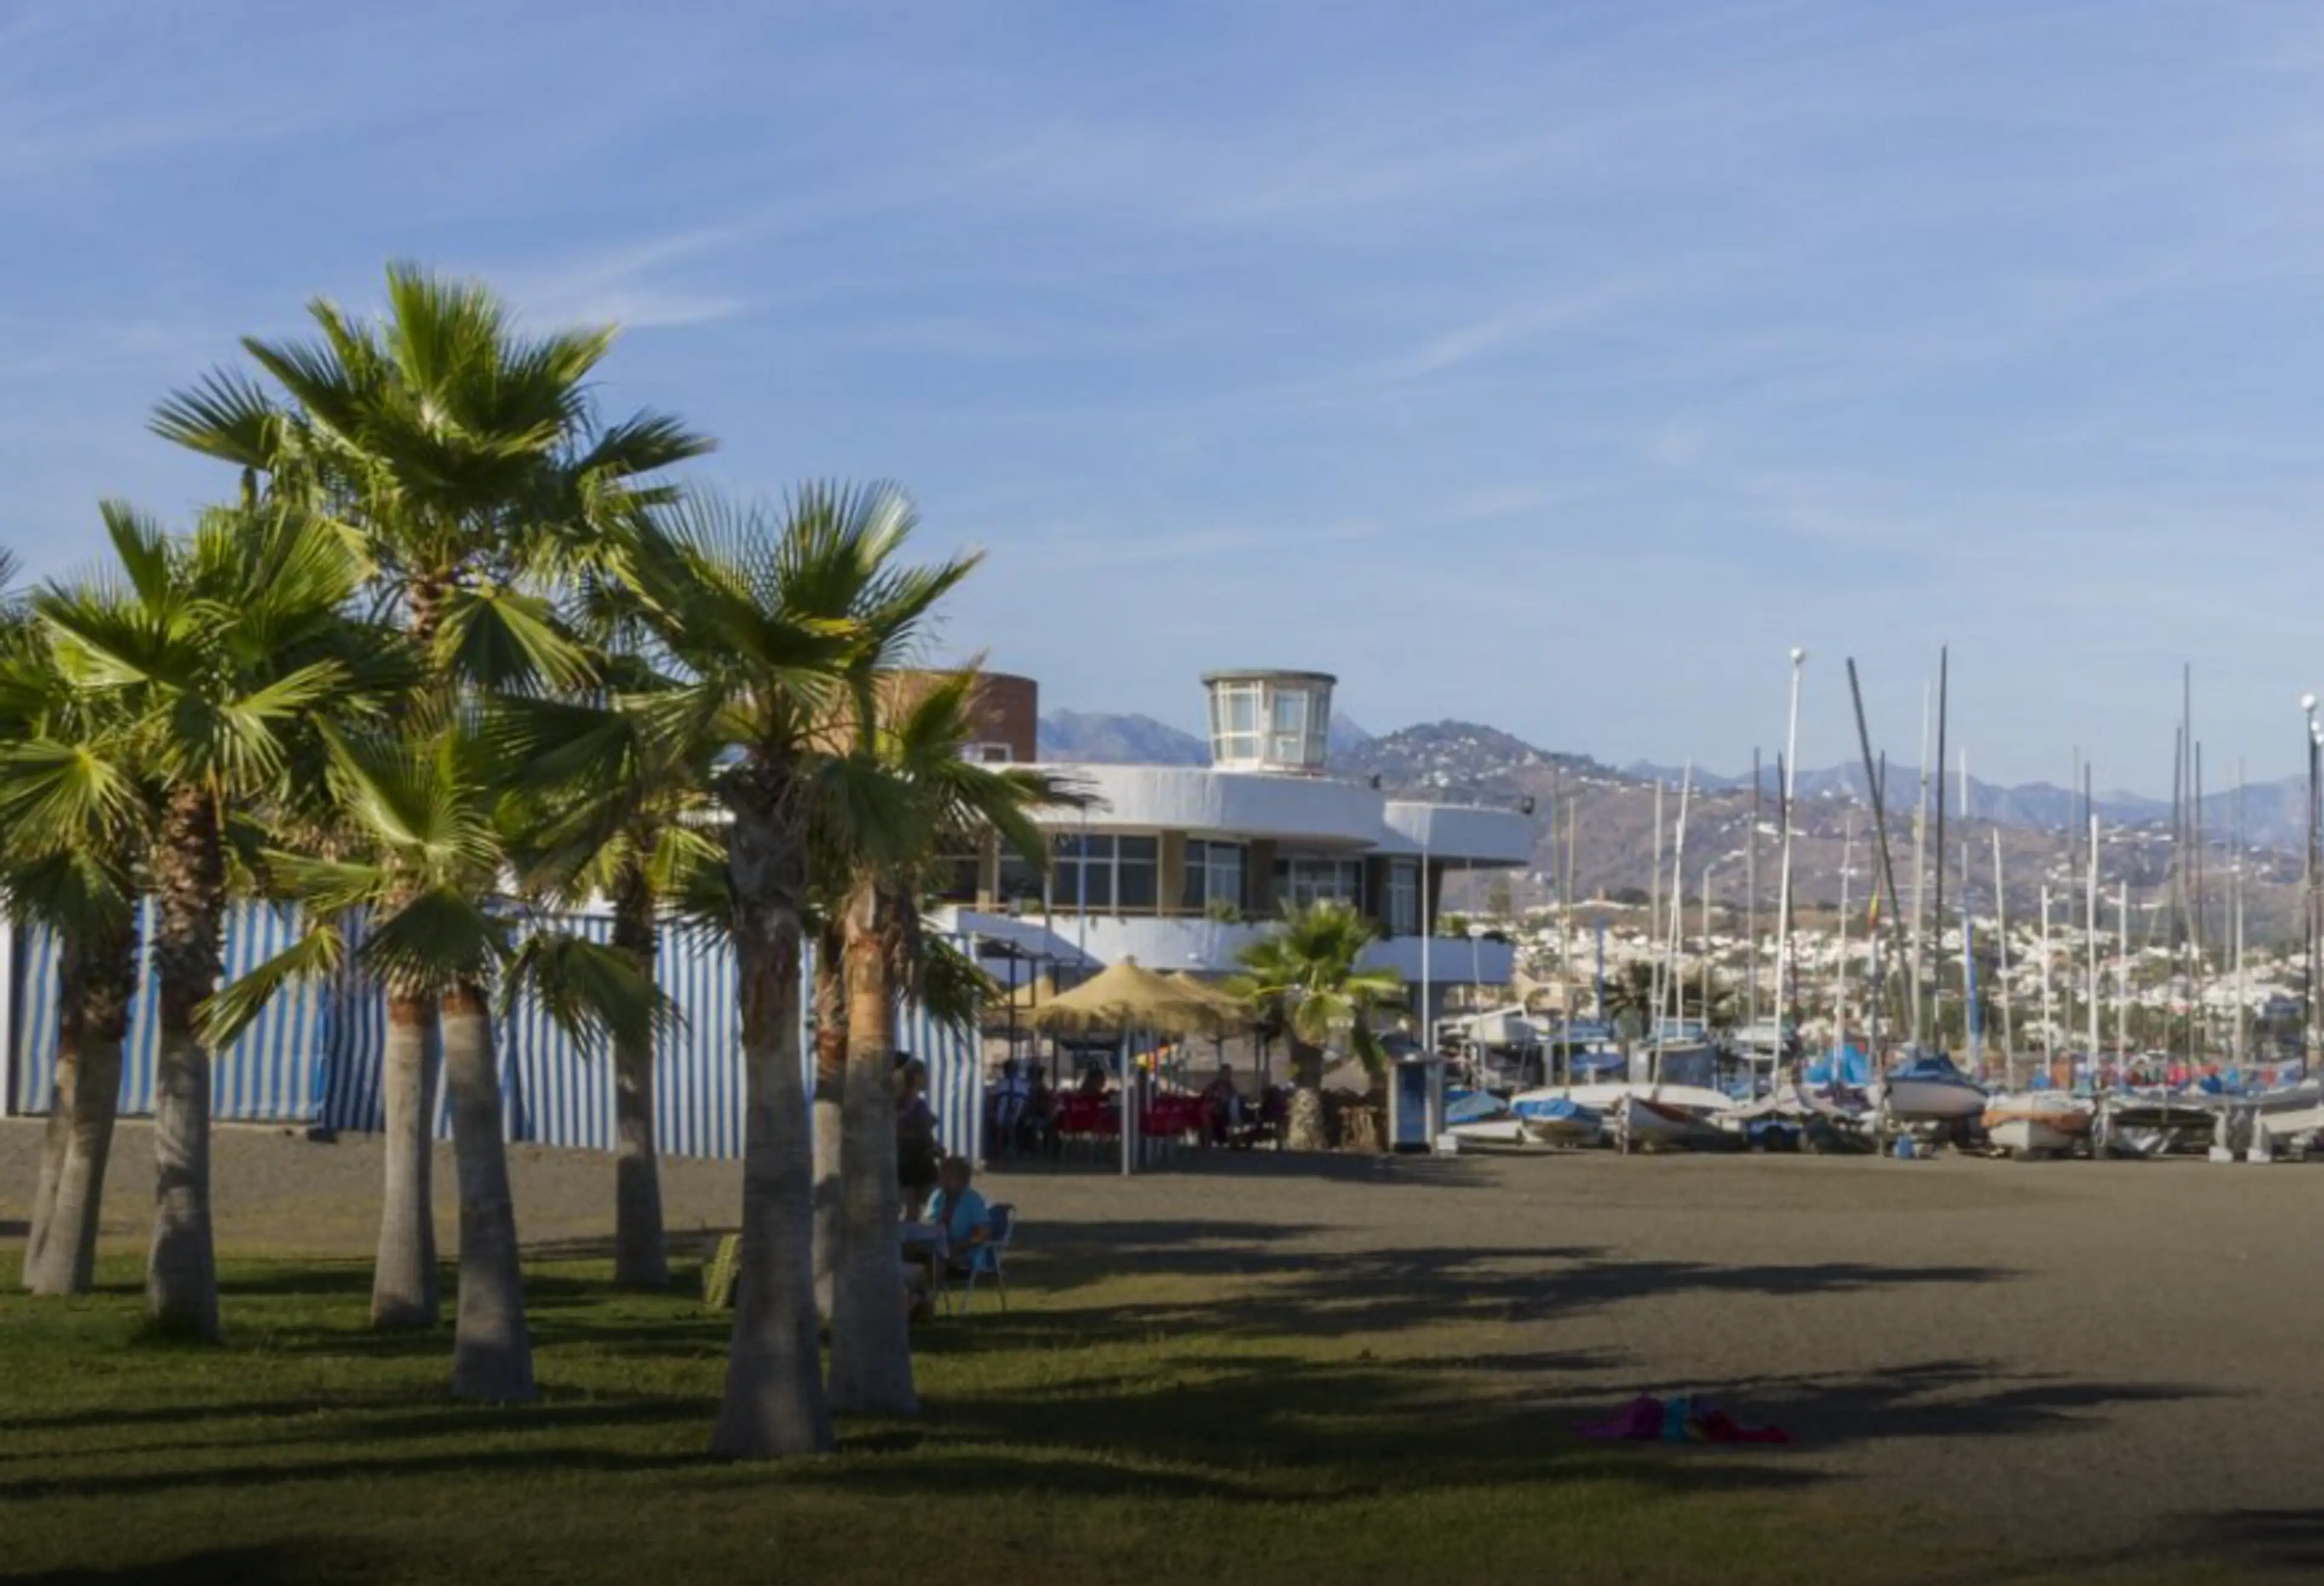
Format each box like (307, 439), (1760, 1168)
(931, 667), (1536, 1031)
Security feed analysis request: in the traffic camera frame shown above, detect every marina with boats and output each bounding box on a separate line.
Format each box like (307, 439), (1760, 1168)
(1425, 648), (2324, 1168)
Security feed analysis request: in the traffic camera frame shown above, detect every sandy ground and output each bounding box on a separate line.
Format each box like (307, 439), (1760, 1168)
(7, 1120), (2323, 1569)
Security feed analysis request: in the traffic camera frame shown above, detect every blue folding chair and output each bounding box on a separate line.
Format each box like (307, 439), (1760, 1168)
(953, 1203), (1016, 1315)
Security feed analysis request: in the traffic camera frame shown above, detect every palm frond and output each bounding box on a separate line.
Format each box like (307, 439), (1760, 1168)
(200, 920), (346, 1047)
(502, 928), (675, 1059)
(356, 884), (509, 996)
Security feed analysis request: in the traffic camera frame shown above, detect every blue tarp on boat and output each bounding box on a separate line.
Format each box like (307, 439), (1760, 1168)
(1805, 1045), (1872, 1087)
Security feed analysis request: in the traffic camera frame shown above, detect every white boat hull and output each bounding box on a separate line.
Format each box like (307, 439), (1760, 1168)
(1882, 1077), (1988, 1122)
(1446, 1118), (1531, 1145)
(1518, 1081), (1737, 1117)
(1610, 1093), (1730, 1151)
(1987, 1117), (2076, 1156)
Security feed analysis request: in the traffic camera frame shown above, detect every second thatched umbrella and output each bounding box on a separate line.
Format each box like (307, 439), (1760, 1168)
(1032, 958), (1244, 1174)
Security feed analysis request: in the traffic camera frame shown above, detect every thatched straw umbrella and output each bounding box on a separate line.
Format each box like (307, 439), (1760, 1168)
(1032, 958), (1244, 1174)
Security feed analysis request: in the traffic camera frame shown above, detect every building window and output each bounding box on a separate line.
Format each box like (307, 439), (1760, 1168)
(1117, 835), (1158, 910)
(1269, 689), (1307, 765)
(1051, 832), (1160, 913)
(1210, 683), (1262, 765)
(997, 846), (1045, 911)
(1386, 858), (1419, 935)
(1054, 832), (1113, 910)
(964, 741), (1014, 765)
(934, 841), (982, 905)
(1274, 857), (1362, 911)
(1181, 840), (1247, 913)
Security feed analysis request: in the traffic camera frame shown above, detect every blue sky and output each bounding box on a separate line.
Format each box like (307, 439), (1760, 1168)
(7, 0), (2323, 789)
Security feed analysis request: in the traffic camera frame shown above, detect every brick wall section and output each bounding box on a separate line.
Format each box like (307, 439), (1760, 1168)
(881, 670), (1039, 762)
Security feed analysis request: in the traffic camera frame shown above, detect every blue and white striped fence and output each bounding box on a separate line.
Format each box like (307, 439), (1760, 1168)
(2, 904), (982, 1162)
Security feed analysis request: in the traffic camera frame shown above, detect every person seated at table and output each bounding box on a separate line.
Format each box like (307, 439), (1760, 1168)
(1077, 1062), (1108, 1098)
(1200, 1064), (1244, 1145)
(1253, 1084), (1290, 1146)
(990, 1059), (1032, 1158)
(1022, 1064), (1059, 1156)
(924, 1156), (991, 1277)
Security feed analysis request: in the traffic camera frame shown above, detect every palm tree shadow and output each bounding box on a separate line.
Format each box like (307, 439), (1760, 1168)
(2151, 1509), (2324, 1576)
(13, 1544), (335, 1584)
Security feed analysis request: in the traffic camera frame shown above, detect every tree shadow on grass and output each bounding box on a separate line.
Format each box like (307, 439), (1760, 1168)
(2148, 1509), (2324, 1578)
(1011, 1219), (2010, 1343)
(519, 1229), (732, 1265)
(984, 1150), (1491, 1190)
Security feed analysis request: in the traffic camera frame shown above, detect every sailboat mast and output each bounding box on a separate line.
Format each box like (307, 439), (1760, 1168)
(2086, 809), (2101, 1080)
(1561, 788), (1577, 1060)
(2040, 885), (2053, 1082)
(1932, 647), (1950, 1045)
(1836, 815), (1854, 1060)
(1747, 746), (1762, 1035)
(1993, 829), (2012, 1089)
(1700, 863), (1713, 1039)
(2233, 761), (2247, 1071)
(1647, 775), (1664, 1080)
(1772, 648), (1807, 1088)
(2194, 739), (2207, 1071)
(2169, 723), (2184, 1068)
(1844, 659), (1910, 1049)
(1660, 764), (1694, 1086)
(1962, 843), (1978, 1075)
(1911, 682), (1932, 1047)
(1958, 745), (1971, 1057)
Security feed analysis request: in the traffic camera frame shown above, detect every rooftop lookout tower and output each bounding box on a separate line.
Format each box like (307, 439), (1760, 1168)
(1202, 668), (1336, 776)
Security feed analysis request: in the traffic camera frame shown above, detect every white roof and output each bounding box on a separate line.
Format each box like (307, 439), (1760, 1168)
(1031, 762), (1534, 866)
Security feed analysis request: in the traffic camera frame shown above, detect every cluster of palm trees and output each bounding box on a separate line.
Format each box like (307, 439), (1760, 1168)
(4, 265), (1055, 1457)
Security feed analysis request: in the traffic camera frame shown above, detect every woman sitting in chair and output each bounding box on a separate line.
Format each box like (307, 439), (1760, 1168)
(924, 1156), (991, 1277)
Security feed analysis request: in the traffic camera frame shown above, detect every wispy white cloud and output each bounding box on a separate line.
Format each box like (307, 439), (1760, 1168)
(489, 229), (753, 331)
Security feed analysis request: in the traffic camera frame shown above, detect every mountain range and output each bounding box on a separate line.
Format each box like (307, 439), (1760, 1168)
(1038, 710), (1374, 765)
(1041, 709), (2308, 935)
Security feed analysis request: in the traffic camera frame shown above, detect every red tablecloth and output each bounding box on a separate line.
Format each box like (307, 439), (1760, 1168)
(1054, 1094), (1118, 1136)
(1052, 1091), (1208, 1139)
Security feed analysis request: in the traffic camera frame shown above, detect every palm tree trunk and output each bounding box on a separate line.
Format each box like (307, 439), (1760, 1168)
(827, 883), (918, 1418)
(810, 920), (846, 1322)
(27, 1028), (123, 1295)
(610, 872), (667, 1289)
(710, 797), (832, 1459)
(27, 930), (137, 1297)
(22, 979), (80, 1285)
(1287, 1040), (1328, 1152)
(146, 788), (225, 1340)
(442, 983), (534, 1402)
(372, 993), (441, 1328)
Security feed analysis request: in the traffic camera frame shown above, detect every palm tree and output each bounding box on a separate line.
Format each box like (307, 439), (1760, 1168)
(34, 501), (385, 1338)
(822, 670), (1057, 1418)
(216, 717), (660, 1400)
(1230, 901), (1405, 1152)
(490, 661), (721, 1291)
(620, 483), (971, 1459)
(151, 263), (712, 668)
(0, 616), (147, 1296)
(156, 264), (711, 1331)
(1600, 961), (1659, 1040)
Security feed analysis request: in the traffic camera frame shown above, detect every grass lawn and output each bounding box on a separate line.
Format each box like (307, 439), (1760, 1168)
(0, 1243), (2257, 1586)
